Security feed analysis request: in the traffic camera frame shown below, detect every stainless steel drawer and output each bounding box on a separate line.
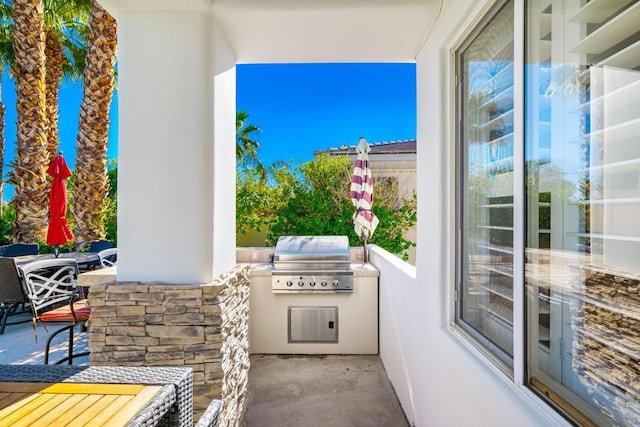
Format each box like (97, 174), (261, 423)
(288, 306), (338, 343)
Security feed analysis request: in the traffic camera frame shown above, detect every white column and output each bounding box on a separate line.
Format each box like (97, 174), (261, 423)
(104, 2), (237, 284)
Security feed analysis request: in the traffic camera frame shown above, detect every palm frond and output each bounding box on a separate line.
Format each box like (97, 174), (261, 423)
(61, 34), (87, 81)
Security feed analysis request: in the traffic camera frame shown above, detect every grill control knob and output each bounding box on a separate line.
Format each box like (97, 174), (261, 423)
(286, 280), (293, 287)
(332, 280), (340, 287)
(321, 280), (328, 287)
(298, 280), (304, 287)
(309, 281), (316, 287)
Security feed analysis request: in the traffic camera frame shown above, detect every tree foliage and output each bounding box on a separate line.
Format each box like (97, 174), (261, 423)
(237, 154), (417, 260)
(236, 110), (266, 179)
(103, 158), (117, 244)
(0, 201), (14, 244)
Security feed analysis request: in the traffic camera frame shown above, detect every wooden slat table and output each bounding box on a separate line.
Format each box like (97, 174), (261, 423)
(0, 365), (193, 426)
(0, 382), (163, 426)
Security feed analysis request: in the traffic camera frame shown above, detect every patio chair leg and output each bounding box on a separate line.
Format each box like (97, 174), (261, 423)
(44, 324), (75, 365)
(67, 325), (74, 365)
(0, 306), (9, 335)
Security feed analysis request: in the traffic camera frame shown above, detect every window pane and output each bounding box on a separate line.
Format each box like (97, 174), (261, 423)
(526, 0), (640, 424)
(457, 0), (514, 371)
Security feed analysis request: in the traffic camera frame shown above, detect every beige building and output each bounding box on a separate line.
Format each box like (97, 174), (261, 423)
(317, 139), (417, 264)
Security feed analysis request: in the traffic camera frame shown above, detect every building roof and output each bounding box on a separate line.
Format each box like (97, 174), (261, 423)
(315, 139), (416, 156)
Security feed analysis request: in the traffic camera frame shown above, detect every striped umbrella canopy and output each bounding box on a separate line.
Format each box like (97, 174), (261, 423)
(350, 137), (379, 262)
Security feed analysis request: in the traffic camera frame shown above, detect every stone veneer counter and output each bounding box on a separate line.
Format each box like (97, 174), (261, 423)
(87, 264), (251, 426)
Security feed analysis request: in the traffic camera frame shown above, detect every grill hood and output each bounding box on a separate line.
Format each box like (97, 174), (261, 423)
(272, 236), (351, 271)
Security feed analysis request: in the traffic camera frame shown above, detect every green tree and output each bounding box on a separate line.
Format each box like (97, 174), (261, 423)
(103, 158), (117, 244)
(238, 154), (417, 260)
(237, 165), (279, 237)
(236, 110), (266, 179)
(0, 200), (14, 244)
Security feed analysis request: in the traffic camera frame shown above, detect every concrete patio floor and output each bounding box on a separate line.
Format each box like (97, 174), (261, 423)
(1, 313), (408, 426)
(0, 309), (89, 365)
(246, 354), (409, 427)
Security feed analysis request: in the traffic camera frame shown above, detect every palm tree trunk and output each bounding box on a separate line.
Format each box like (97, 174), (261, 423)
(73, 0), (117, 250)
(9, 0), (49, 243)
(45, 28), (65, 163)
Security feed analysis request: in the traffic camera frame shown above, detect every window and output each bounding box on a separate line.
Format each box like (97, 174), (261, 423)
(457, 0), (640, 424)
(456, 0), (515, 372)
(525, 0), (640, 425)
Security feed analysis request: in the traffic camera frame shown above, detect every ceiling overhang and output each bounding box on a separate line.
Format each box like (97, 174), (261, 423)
(100, 0), (441, 64)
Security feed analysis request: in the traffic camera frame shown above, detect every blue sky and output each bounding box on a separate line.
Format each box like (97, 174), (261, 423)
(1, 63), (415, 199)
(236, 63), (416, 166)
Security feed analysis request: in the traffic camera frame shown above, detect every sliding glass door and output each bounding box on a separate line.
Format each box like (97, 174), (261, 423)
(525, 0), (640, 424)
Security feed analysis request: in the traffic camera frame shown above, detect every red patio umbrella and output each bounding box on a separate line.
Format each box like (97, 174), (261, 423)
(350, 137), (379, 263)
(46, 153), (74, 257)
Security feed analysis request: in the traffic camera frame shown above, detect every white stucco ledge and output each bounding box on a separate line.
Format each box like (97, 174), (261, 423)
(369, 244), (416, 279)
(247, 263), (273, 278)
(248, 263), (379, 278)
(351, 263), (380, 277)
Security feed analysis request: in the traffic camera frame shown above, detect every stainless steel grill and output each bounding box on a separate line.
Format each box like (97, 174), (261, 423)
(271, 236), (353, 293)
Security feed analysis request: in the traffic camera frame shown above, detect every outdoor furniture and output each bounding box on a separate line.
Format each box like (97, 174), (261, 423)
(195, 399), (222, 427)
(98, 247), (117, 267)
(21, 259), (90, 365)
(15, 252), (101, 272)
(0, 243), (39, 258)
(0, 257), (31, 335)
(59, 251), (101, 270)
(89, 239), (115, 253)
(0, 382), (165, 424)
(0, 364), (194, 426)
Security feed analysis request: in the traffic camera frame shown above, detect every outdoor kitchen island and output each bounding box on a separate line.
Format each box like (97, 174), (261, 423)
(247, 236), (379, 355)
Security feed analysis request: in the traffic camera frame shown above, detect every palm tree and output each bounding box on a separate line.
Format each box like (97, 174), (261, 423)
(0, 14), (11, 207)
(43, 0), (90, 163)
(0, 60), (5, 208)
(236, 110), (266, 179)
(72, 0), (116, 249)
(9, 0), (49, 243)
(0, 1), (87, 219)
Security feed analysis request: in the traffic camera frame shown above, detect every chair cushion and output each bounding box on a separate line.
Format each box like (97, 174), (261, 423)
(40, 299), (91, 322)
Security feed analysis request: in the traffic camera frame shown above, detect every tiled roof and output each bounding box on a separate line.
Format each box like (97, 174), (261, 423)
(315, 139), (416, 156)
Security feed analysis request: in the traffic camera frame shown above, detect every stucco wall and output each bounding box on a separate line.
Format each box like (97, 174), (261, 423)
(373, 243), (555, 425)
(116, 8), (237, 284)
